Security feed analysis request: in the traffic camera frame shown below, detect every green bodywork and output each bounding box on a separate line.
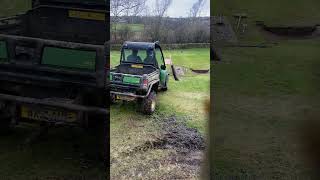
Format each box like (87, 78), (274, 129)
(42, 47), (96, 70)
(0, 41), (8, 62)
(160, 69), (168, 86)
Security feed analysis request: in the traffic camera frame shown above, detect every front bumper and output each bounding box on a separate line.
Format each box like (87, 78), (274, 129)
(110, 84), (150, 99)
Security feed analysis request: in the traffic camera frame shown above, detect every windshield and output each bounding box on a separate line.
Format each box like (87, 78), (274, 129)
(121, 48), (157, 66)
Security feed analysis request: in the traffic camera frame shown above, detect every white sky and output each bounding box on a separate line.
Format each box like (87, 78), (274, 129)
(146, 0), (210, 17)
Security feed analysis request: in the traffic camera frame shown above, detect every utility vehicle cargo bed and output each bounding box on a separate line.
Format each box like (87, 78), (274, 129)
(111, 64), (156, 75)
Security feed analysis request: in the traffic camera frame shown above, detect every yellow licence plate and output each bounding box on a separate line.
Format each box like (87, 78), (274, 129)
(68, 10), (105, 21)
(21, 106), (77, 122)
(116, 95), (135, 101)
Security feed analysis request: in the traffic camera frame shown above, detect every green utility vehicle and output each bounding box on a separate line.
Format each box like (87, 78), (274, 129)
(0, 0), (109, 163)
(110, 41), (169, 114)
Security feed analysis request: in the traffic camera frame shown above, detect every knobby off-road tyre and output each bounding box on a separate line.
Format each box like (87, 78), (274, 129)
(141, 91), (157, 115)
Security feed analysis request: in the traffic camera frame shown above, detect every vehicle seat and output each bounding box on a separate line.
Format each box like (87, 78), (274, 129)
(127, 55), (142, 63)
(144, 56), (154, 64)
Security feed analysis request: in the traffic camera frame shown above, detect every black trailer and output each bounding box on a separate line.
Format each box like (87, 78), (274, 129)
(0, 0), (109, 164)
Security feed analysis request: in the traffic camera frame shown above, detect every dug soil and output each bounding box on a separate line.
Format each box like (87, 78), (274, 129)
(117, 116), (206, 179)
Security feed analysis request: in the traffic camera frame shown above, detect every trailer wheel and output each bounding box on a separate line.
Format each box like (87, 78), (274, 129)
(0, 112), (12, 135)
(88, 114), (108, 165)
(142, 91), (156, 115)
(83, 89), (108, 165)
(97, 116), (108, 166)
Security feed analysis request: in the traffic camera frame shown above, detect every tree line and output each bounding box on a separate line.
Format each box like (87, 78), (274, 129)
(111, 0), (210, 44)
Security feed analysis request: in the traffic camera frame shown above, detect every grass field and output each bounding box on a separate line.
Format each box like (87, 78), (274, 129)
(0, 0), (30, 17)
(213, 40), (320, 178)
(110, 48), (210, 179)
(212, 0), (320, 26)
(112, 23), (144, 32)
(111, 48), (210, 132)
(212, 0), (320, 178)
(0, 125), (106, 179)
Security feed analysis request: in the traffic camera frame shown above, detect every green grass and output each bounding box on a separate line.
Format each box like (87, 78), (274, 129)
(112, 23), (144, 32)
(111, 48), (210, 133)
(0, 125), (105, 179)
(212, 1), (320, 177)
(110, 48), (209, 178)
(212, 0), (320, 26)
(213, 39), (320, 177)
(112, 48), (210, 69)
(0, 0), (30, 17)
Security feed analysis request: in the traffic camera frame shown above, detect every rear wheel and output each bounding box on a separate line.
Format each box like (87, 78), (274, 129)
(141, 91), (157, 115)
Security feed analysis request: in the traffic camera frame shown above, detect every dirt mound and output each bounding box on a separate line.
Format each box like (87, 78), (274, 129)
(123, 116), (205, 155)
(158, 116), (205, 152)
(257, 22), (318, 37)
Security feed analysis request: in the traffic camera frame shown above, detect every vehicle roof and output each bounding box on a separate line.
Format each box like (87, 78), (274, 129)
(122, 41), (160, 50)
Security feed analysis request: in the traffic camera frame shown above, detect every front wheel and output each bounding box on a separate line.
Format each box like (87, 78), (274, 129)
(141, 91), (157, 115)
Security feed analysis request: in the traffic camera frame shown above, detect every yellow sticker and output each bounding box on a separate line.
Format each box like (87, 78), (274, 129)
(69, 10), (105, 21)
(131, 64), (144, 68)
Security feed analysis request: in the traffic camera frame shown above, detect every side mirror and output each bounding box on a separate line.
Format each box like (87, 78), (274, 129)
(160, 65), (166, 70)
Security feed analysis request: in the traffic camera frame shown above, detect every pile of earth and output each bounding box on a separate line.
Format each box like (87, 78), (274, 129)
(257, 21), (319, 37)
(154, 116), (205, 152)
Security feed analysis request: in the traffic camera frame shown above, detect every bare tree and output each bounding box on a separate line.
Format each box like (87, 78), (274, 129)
(154, 0), (172, 18)
(148, 0), (172, 41)
(189, 0), (206, 18)
(111, 0), (146, 42)
(186, 0), (208, 43)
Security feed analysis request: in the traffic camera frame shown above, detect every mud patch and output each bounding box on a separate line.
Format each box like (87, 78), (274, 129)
(159, 116), (205, 152)
(122, 116), (205, 156)
(173, 66), (188, 76)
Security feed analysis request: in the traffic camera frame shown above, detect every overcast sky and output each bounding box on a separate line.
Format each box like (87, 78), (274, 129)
(146, 0), (210, 17)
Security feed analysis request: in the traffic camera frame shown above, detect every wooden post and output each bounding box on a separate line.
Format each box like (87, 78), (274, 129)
(233, 13), (248, 31)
